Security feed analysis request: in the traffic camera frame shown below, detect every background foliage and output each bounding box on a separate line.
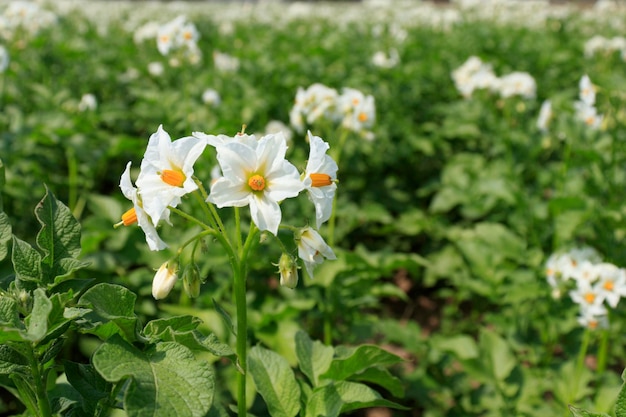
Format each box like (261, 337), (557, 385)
(3, 0), (626, 415)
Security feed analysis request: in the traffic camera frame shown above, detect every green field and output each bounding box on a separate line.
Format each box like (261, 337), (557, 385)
(2, 1), (626, 416)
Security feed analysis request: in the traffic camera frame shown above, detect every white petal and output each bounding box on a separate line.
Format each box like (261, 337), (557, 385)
(208, 177), (250, 207)
(217, 142), (257, 182)
(257, 133), (288, 174)
(120, 162), (136, 201)
(249, 193), (281, 235)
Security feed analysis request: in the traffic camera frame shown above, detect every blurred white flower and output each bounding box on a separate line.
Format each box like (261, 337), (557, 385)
(537, 99), (552, 132)
(0, 45), (9, 73)
(496, 71), (536, 99)
(78, 93), (97, 112)
(148, 61), (164, 77)
(201, 88), (221, 107)
(213, 51), (240, 73)
(371, 49), (400, 68)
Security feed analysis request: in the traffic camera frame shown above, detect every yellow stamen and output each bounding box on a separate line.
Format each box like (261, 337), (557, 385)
(161, 169), (186, 187)
(310, 173), (332, 187)
(358, 112), (368, 122)
(589, 320), (598, 330)
(248, 174), (266, 191)
(352, 98), (360, 106)
(604, 280), (615, 291)
(121, 208), (138, 226)
(183, 31), (193, 40)
(160, 35), (169, 44)
(584, 292), (595, 304)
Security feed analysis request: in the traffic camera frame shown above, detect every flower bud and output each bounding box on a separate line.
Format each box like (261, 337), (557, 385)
(152, 261), (178, 300)
(183, 264), (202, 298)
(277, 253), (298, 289)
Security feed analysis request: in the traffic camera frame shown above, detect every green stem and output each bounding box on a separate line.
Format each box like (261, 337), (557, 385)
(567, 328), (591, 413)
(26, 347), (52, 417)
(168, 206), (212, 232)
(234, 259), (247, 417)
(596, 328), (609, 374)
(66, 146), (78, 214)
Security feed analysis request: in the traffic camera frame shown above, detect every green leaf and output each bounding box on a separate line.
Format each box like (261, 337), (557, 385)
(34, 187), (83, 282)
(615, 369), (626, 417)
(143, 316), (235, 360)
(321, 345), (404, 381)
(92, 335), (214, 417)
(305, 381), (408, 417)
(212, 298), (236, 336)
(295, 331), (334, 387)
(11, 372), (39, 417)
(569, 405), (610, 417)
(248, 345), (301, 417)
(64, 361), (110, 405)
(0, 297), (25, 342)
(0, 159), (4, 211)
(348, 366), (404, 398)
(0, 344), (29, 375)
(430, 334), (479, 360)
(12, 236), (42, 282)
(24, 288), (52, 343)
(71, 283), (139, 343)
(0, 211), (11, 261)
(479, 327), (516, 382)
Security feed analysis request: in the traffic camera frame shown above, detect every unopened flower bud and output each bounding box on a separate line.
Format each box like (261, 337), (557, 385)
(277, 253), (298, 289)
(183, 264), (202, 298)
(152, 261), (178, 300)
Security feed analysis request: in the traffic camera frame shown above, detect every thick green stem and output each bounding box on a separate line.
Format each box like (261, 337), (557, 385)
(233, 259), (247, 417)
(26, 347), (52, 417)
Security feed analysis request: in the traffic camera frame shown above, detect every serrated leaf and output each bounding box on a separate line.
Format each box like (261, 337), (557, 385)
(295, 331), (334, 387)
(24, 288), (52, 343)
(248, 345), (301, 417)
(12, 236), (42, 282)
(0, 296), (24, 343)
(321, 345), (404, 381)
(74, 283), (139, 343)
(569, 405), (610, 417)
(34, 187), (83, 282)
(0, 344), (29, 375)
(92, 335), (214, 417)
(305, 381), (408, 417)
(143, 315), (202, 337)
(0, 211), (11, 261)
(0, 296), (20, 327)
(143, 316), (235, 360)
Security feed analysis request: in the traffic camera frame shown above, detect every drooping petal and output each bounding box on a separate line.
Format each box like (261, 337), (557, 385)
(249, 192), (282, 235)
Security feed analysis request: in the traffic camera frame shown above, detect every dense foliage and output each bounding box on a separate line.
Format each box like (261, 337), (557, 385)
(3, 0), (626, 416)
